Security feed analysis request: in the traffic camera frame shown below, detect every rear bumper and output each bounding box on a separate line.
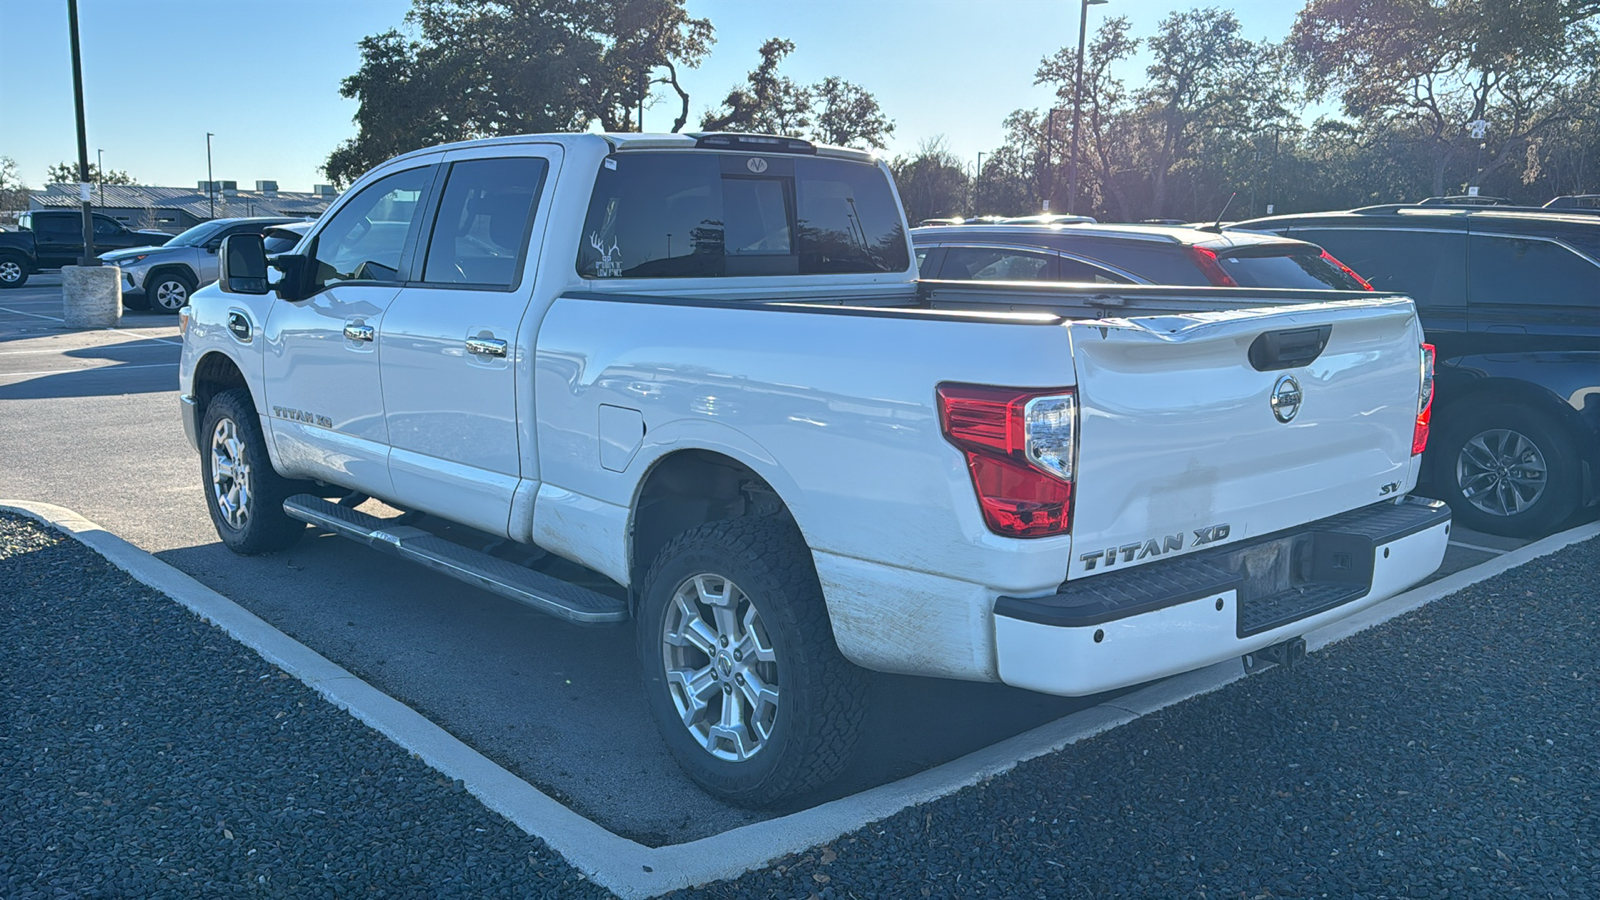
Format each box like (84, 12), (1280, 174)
(994, 497), (1451, 696)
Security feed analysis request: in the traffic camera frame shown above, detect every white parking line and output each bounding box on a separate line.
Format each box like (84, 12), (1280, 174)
(0, 305), (183, 346)
(1448, 540), (1510, 555)
(0, 363), (173, 378)
(4, 499), (1595, 899)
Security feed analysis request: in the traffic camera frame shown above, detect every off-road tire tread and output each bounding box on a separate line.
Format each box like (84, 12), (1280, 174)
(638, 516), (867, 807)
(200, 389), (305, 554)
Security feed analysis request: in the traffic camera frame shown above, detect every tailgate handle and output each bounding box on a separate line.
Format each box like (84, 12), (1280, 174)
(1248, 325), (1331, 371)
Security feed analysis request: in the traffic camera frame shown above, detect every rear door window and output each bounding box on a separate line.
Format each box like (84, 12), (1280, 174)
(421, 156), (548, 289)
(1290, 228), (1466, 308)
(577, 152), (909, 279)
(940, 246), (1055, 281)
(1467, 234), (1600, 308)
(1058, 257), (1132, 284)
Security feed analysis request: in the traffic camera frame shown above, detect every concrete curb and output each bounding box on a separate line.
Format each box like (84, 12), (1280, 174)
(4, 498), (1595, 899)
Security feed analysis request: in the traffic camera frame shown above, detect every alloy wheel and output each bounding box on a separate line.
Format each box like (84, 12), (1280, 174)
(209, 417), (252, 530)
(1456, 427), (1548, 518)
(661, 573), (781, 762)
(154, 280), (189, 310)
(0, 260), (21, 284)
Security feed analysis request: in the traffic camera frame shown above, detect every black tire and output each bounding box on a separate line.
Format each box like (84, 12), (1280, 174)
(147, 268), (197, 313)
(637, 517), (867, 807)
(0, 253), (28, 289)
(1431, 403), (1581, 537)
(199, 389), (305, 554)
(122, 290), (151, 311)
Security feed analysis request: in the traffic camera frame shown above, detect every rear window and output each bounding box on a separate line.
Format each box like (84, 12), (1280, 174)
(1291, 229), (1467, 308)
(1218, 248), (1367, 290)
(577, 152), (909, 279)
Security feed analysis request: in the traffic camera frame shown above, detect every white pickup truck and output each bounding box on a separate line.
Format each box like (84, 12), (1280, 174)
(179, 132), (1450, 805)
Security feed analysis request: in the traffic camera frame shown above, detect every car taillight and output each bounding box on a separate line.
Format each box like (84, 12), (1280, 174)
(1414, 343), (1435, 455)
(1188, 246), (1238, 286)
(1320, 249), (1374, 290)
(937, 384), (1076, 538)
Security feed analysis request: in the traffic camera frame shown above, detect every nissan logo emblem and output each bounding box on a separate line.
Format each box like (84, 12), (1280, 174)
(1270, 375), (1303, 423)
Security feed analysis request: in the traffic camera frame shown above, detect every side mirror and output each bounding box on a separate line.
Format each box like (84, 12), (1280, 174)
(203, 238), (223, 253)
(219, 233), (269, 294)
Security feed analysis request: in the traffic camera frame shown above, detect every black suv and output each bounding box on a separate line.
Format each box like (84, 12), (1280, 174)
(1233, 205), (1600, 537)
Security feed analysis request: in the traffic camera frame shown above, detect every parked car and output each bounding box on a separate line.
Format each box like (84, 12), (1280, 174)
(912, 222), (1373, 290)
(183, 131), (1448, 806)
(100, 216), (298, 312)
(0, 230), (37, 288)
(1233, 204), (1600, 537)
(262, 221), (313, 257)
(17, 210), (171, 267)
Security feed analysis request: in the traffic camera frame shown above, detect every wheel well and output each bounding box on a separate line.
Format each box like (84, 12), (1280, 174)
(1436, 379), (1591, 457)
(630, 450), (793, 597)
(192, 352), (249, 420)
(147, 265), (196, 288)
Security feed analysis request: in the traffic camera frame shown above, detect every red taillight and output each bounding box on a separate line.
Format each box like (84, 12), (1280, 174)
(1320, 249), (1374, 290)
(937, 384), (1076, 538)
(1189, 245), (1238, 286)
(1413, 343), (1435, 455)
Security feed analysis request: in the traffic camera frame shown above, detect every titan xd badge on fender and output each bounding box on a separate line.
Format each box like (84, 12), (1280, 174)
(1270, 374), (1302, 423)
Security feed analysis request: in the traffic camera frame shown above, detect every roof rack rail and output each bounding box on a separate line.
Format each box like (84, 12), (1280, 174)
(1349, 200), (1600, 218)
(1544, 194), (1600, 210)
(1415, 195), (1512, 206)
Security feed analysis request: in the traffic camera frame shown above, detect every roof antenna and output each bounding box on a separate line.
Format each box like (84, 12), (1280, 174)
(1199, 192), (1236, 233)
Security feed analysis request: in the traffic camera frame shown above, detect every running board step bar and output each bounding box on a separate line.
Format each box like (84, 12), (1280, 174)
(282, 494), (628, 626)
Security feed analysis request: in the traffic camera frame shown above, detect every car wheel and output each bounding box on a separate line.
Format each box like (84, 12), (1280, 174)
(637, 517), (867, 807)
(0, 254), (28, 288)
(1432, 404), (1580, 538)
(148, 270), (197, 313)
(199, 389), (306, 554)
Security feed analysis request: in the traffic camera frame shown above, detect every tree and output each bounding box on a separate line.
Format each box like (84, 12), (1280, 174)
(45, 160), (137, 185)
(888, 137), (971, 223)
(1291, 0), (1600, 195)
(700, 38), (813, 135)
(812, 76), (895, 149)
(701, 39), (896, 148)
(0, 156), (29, 217)
(325, 0), (714, 187)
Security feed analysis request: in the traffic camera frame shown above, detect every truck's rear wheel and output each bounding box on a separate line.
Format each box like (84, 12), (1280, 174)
(200, 389), (305, 554)
(0, 254), (28, 288)
(637, 517), (866, 807)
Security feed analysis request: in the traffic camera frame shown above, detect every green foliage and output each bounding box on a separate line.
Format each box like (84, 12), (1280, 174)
(701, 39), (895, 149)
(325, 0), (713, 187)
(45, 161), (137, 185)
(889, 138), (972, 223)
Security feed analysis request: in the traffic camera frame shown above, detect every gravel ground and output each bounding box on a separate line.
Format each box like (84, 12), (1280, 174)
(677, 536), (1600, 899)
(5, 506), (1596, 899)
(0, 512), (606, 899)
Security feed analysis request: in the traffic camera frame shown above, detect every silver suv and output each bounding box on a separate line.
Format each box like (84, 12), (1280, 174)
(99, 217), (298, 313)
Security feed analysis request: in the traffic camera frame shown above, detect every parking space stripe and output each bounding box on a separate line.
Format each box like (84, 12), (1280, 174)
(4, 498), (1595, 900)
(0, 363), (173, 378)
(1448, 539), (1509, 555)
(0, 304), (65, 322)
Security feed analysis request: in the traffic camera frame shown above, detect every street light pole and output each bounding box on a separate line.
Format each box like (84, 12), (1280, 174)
(68, 0), (98, 265)
(96, 148), (103, 206)
(975, 151), (985, 216)
(1066, 0), (1108, 216)
(206, 132), (215, 219)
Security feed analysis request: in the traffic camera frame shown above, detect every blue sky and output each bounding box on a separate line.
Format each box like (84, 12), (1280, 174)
(1, 0), (1304, 191)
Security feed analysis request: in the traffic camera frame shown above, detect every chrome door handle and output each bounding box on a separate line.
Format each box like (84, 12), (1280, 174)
(465, 337), (508, 358)
(343, 323), (374, 342)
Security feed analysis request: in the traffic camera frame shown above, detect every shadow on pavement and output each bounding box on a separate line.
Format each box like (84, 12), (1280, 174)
(0, 338), (178, 400)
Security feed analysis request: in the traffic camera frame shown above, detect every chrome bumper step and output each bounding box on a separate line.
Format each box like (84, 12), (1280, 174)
(282, 494), (628, 626)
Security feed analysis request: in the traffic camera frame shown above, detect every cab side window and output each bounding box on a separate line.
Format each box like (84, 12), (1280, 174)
(421, 157), (548, 289)
(92, 216), (123, 237)
(310, 166), (433, 290)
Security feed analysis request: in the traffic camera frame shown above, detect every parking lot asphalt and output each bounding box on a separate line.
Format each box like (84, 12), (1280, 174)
(2, 274), (1595, 856)
(6, 510), (1596, 898)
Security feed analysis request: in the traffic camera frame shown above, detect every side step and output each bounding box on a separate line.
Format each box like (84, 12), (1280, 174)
(282, 495), (628, 626)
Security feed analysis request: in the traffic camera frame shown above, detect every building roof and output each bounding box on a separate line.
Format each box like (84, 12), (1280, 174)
(30, 183), (334, 220)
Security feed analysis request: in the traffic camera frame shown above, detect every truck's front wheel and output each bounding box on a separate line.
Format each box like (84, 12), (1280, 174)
(200, 389), (305, 554)
(637, 517), (866, 807)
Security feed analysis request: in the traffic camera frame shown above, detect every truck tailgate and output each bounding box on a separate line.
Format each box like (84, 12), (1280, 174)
(1065, 297), (1423, 580)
